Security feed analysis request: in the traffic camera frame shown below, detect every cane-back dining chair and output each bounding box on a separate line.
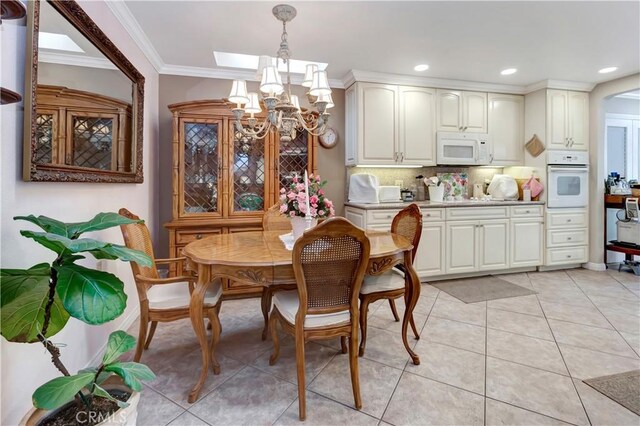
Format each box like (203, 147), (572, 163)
(358, 203), (422, 356)
(268, 217), (371, 420)
(118, 208), (223, 371)
(260, 205), (296, 340)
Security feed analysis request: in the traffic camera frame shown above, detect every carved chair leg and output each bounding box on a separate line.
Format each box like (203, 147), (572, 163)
(261, 288), (273, 341)
(268, 312), (281, 365)
(207, 309), (221, 375)
(295, 331), (306, 421)
(388, 298), (400, 322)
(410, 314), (420, 340)
(349, 332), (362, 410)
(143, 321), (158, 350)
(358, 297), (370, 357)
(134, 310), (149, 362)
(340, 336), (348, 354)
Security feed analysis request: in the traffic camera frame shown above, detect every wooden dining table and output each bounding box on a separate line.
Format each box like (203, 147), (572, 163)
(182, 229), (422, 403)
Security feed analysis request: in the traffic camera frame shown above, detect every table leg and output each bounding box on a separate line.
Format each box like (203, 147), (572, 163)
(402, 251), (421, 365)
(188, 265), (211, 403)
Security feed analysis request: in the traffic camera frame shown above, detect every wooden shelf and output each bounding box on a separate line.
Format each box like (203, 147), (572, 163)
(1, 87), (22, 105)
(606, 243), (640, 256)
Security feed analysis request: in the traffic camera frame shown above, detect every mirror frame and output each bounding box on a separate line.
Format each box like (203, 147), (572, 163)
(24, 0), (145, 183)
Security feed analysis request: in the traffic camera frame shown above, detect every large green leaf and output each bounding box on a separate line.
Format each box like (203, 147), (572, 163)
(93, 383), (129, 409)
(32, 373), (94, 410)
(14, 215), (69, 236)
(19, 231), (69, 254)
(0, 268), (70, 343)
(67, 212), (142, 238)
(78, 368), (112, 385)
(102, 331), (136, 365)
(104, 362), (155, 392)
(55, 264), (127, 325)
(91, 245), (152, 267)
(20, 231), (113, 255)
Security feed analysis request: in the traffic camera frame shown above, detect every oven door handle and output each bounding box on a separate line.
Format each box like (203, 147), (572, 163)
(548, 166), (589, 172)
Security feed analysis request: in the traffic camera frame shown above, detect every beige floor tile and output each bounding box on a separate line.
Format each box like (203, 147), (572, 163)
(430, 298), (487, 326)
(567, 268), (621, 284)
(359, 326), (416, 369)
(548, 319), (639, 359)
(536, 289), (595, 308)
(366, 303), (430, 335)
(487, 294), (543, 317)
(388, 293), (437, 315)
(420, 283), (441, 298)
(607, 269), (640, 286)
(487, 308), (554, 341)
(137, 386), (185, 426)
(573, 378), (640, 426)
(405, 340), (485, 394)
(422, 316), (486, 354)
(485, 398), (572, 425)
(599, 309), (640, 334)
(169, 412), (210, 426)
(558, 344), (640, 380)
(252, 339), (338, 386)
(588, 295), (640, 318)
(274, 392), (378, 426)
(539, 300), (613, 329)
(620, 331), (640, 356)
(382, 372), (484, 425)
(485, 357), (589, 425)
(189, 366), (297, 425)
(496, 272), (535, 288)
(529, 271), (576, 289)
(487, 328), (568, 375)
(581, 286), (640, 302)
(308, 356), (402, 419)
(216, 314), (275, 364)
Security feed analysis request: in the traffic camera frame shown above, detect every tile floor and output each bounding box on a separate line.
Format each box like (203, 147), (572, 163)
(127, 268), (640, 425)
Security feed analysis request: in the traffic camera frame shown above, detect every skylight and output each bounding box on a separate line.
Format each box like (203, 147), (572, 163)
(38, 32), (84, 53)
(214, 51), (327, 74)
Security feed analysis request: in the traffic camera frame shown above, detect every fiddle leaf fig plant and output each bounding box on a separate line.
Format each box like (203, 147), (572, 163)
(0, 212), (156, 413)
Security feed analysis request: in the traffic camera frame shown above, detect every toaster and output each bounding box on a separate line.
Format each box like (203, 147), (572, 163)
(378, 186), (401, 203)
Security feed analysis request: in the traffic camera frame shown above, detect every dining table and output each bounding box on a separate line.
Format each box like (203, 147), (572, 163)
(182, 229), (422, 403)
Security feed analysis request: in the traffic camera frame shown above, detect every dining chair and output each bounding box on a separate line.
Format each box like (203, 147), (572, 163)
(358, 203), (422, 357)
(118, 208), (223, 372)
(260, 204), (296, 340)
(268, 217), (371, 420)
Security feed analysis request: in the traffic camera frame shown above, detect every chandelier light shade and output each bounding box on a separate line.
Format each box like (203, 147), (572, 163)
(227, 4), (332, 143)
(228, 80), (249, 104)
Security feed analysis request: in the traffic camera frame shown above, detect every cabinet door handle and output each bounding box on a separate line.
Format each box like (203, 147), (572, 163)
(567, 237), (572, 240)
(386, 215), (392, 219)
(394, 152), (398, 162)
(566, 254), (572, 259)
(567, 218), (572, 222)
(425, 213), (431, 217)
(400, 152), (404, 162)
(525, 210), (531, 213)
(463, 126), (468, 131)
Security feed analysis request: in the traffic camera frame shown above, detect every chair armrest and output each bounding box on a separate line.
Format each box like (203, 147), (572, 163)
(155, 257), (186, 265)
(135, 275), (194, 285)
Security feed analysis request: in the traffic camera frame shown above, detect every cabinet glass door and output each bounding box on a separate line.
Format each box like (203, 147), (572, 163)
(230, 130), (268, 215)
(180, 119), (223, 217)
(277, 130), (311, 192)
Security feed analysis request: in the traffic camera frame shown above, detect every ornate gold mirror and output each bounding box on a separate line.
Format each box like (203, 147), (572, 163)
(24, 0), (144, 183)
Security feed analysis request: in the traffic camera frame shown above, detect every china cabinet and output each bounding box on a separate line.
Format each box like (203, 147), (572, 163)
(165, 99), (317, 297)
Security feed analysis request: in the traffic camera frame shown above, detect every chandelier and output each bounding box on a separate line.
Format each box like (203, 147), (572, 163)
(227, 4), (333, 143)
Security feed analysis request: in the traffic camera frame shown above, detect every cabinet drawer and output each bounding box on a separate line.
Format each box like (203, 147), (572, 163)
(446, 206), (509, 220)
(367, 209), (399, 224)
(176, 229), (222, 244)
(546, 209), (588, 229)
(546, 228), (588, 248)
(422, 208), (445, 222)
(511, 205), (543, 217)
(545, 246), (588, 265)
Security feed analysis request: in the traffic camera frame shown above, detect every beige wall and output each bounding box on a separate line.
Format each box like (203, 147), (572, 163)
(0, 2), (159, 423)
(157, 75), (345, 256)
(588, 73), (640, 268)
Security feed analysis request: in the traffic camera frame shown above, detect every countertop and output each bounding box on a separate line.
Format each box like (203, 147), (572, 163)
(345, 200), (545, 210)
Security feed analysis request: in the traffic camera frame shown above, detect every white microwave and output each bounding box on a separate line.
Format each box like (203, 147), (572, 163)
(436, 132), (490, 165)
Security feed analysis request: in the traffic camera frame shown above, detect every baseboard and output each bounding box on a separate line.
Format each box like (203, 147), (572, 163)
(583, 262), (607, 271)
(425, 266), (538, 282)
(84, 305), (140, 368)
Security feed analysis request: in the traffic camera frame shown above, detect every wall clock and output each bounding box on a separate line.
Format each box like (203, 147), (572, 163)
(319, 127), (339, 149)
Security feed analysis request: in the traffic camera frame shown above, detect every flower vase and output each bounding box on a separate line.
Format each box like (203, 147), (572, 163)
(291, 216), (317, 239)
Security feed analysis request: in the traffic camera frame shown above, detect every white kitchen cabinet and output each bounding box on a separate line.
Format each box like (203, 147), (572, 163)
(510, 218), (544, 267)
(345, 82), (436, 166)
(446, 221), (478, 274)
(399, 86), (436, 165)
(437, 90), (487, 133)
(544, 207), (588, 266)
(478, 220), (510, 271)
(546, 90), (589, 151)
(415, 222), (446, 276)
(488, 93), (524, 166)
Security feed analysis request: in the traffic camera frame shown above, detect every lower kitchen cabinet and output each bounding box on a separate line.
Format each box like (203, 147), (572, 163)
(415, 222), (446, 276)
(446, 219), (510, 274)
(479, 219), (510, 271)
(446, 221), (478, 274)
(510, 219), (544, 267)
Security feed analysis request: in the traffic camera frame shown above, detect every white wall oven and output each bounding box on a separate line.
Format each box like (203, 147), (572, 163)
(547, 151), (589, 208)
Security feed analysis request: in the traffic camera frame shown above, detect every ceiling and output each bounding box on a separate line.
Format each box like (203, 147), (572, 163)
(123, 1), (640, 88)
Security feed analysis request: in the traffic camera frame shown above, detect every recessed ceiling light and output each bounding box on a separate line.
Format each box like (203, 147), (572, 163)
(414, 64), (429, 72)
(500, 68), (517, 76)
(598, 66), (618, 74)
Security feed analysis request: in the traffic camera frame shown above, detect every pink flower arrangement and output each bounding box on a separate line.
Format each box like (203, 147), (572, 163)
(279, 173), (335, 219)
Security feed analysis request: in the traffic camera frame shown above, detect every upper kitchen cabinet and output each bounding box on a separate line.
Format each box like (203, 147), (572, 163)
(488, 93), (524, 165)
(436, 90), (487, 133)
(546, 90), (589, 150)
(345, 82), (436, 166)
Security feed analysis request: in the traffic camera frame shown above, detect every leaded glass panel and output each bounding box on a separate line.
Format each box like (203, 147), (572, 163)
(72, 117), (113, 170)
(233, 131), (265, 212)
(183, 122), (219, 214)
(278, 130), (309, 190)
(35, 114), (53, 164)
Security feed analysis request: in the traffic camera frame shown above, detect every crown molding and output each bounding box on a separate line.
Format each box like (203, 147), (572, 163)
(39, 51), (118, 70)
(105, 0), (164, 72)
(342, 70), (596, 95)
